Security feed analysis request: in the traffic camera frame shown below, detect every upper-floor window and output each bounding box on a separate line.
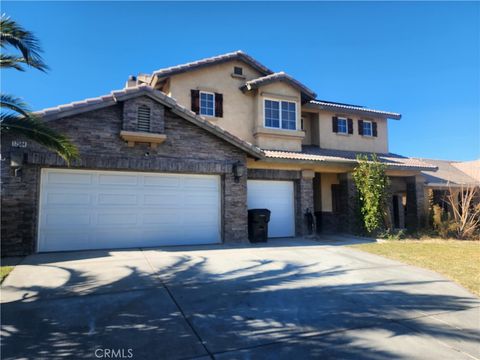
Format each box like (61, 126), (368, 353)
(200, 91), (215, 117)
(362, 120), (373, 137)
(337, 117), (348, 134)
(264, 99), (296, 130)
(137, 105), (151, 132)
(358, 119), (377, 137)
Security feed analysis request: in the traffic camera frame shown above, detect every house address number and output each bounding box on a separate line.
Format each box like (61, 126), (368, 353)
(11, 140), (27, 148)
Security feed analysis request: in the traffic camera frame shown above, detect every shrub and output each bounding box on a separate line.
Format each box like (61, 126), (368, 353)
(353, 154), (390, 236)
(445, 185), (480, 239)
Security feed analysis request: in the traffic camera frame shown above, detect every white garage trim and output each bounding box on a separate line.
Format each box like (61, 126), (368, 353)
(38, 168), (221, 252)
(247, 180), (295, 238)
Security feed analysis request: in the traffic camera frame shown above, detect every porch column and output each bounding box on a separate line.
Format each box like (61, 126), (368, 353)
(339, 173), (358, 233)
(298, 170), (315, 236)
(406, 175), (427, 231)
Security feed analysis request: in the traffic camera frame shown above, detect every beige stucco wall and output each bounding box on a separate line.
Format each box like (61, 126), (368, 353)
(312, 111), (389, 153)
(253, 82), (304, 151)
(167, 60), (262, 143)
(302, 116), (312, 145)
(165, 59), (390, 154)
(321, 173), (340, 212)
(167, 60), (305, 151)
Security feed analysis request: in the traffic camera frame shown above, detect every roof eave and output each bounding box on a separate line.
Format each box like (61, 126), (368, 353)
(262, 156), (435, 172)
(306, 101), (402, 120)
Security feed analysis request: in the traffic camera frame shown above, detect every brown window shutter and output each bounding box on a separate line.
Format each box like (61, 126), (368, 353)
(372, 121), (378, 137)
(214, 93), (223, 117)
(348, 118), (353, 134)
(191, 90), (200, 114)
(332, 116), (338, 133)
(358, 120), (364, 135)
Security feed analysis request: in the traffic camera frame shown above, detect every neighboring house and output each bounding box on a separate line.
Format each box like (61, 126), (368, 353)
(1, 51), (439, 255)
(419, 159), (480, 214)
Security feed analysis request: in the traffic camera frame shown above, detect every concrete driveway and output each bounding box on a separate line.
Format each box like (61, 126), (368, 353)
(1, 238), (479, 360)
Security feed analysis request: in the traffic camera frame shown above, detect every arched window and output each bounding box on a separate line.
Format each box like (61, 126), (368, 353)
(137, 105), (151, 132)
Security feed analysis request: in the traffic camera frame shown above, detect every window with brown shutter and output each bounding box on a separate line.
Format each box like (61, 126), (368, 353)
(332, 116), (338, 133)
(191, 90), (200, 114)
(358, 120), (364, 135)
(372, 122), (378, 137)
(348, 118), (353, 134)
(214, 93), (223, 117)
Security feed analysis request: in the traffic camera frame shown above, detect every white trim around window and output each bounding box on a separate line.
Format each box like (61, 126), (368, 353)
(337, 117), (348, 134)
(264, 98), (297, 130)
(362, 120), (373, 137)
(200, 91), (215, 117)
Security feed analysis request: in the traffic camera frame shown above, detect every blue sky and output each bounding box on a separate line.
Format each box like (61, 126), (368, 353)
(2, 1), (479, 161)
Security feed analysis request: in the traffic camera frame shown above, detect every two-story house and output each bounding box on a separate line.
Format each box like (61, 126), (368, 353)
(1, 51), (437, 255)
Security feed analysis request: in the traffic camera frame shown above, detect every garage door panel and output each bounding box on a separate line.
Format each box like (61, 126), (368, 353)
(144, 194), (180, 206)
(98, 174), (138, 186)
(97, 194), (138, 206)
(46, 172), (93, 185)
(143, 175), (180, 187)
(142, 212), (179, 225)
(45, 192), (92, 206)
(247, 180), (295, 238)
(184, 176), (218, 189)
(96, 213), (138, 226)
(93, 229), (138, 245)
(39, 230), (94, 252)
(45, 212), (91, 227)
(38, 169), (220, 252)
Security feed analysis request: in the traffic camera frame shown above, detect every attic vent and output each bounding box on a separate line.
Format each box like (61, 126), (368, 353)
(137, 105), (151, 132)
(234, 66), (243, 75)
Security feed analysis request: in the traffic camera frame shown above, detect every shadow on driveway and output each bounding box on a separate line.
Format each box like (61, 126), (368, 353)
(1, 243), (479, 359)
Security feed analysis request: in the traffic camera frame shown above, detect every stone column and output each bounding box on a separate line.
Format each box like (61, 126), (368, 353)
(223, 168), (249, 244)
(298, 170), (315, 236)
(406, 175), (427, 231)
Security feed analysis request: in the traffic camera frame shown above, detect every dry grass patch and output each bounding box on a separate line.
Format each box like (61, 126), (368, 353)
(1, 266), (14, 284)
(350, 239), (480, 296)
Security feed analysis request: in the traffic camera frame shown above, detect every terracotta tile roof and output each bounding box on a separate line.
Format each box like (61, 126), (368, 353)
(417, 159), (479, 187)
(452, 160), (480, 182)
(241, 72), (317, 99)
(151, 50), (273, 79)
(308, 100), (401, 120)
(264, 146), (437, 171)
(35, 85), (264, 159)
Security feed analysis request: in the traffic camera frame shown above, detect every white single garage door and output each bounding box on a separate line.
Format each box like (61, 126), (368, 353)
(38, 169), (221, 252)
(247, 180), (295, 238)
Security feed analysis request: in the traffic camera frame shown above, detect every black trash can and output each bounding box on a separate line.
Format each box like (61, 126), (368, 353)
(248, 209), (271, 243)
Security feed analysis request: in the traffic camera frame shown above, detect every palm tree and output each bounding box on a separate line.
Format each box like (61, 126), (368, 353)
(1, 14), (78, 163)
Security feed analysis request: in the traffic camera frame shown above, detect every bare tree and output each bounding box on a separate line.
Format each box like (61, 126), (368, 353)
(445, 184), (480, 239)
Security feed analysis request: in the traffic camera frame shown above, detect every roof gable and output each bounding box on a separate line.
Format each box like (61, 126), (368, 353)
(150, 51), (273, 82)
(240, 72), (317, 101)
(36, 85), (264, 159)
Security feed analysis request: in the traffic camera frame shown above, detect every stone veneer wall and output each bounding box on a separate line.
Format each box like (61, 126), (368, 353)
(1, 98), (249, 255)
(122, 97), (165, 133)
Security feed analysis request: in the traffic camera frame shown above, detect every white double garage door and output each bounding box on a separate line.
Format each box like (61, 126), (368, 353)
(38, 169), (295, 252)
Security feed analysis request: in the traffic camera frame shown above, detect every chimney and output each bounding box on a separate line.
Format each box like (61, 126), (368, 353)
(125, 75), (137, 88)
